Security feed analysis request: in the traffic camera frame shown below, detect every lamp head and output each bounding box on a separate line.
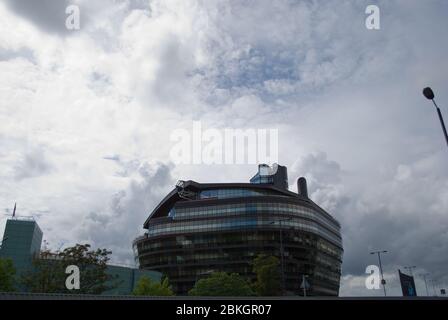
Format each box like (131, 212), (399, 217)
(423, 87), (435, 100)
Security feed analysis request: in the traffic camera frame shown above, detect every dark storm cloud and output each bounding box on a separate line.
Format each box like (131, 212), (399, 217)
(106, 157), (145, 178)
(291, 151), (448, 290)
(128, 0), (150, 11)
(0, 47), (36, 63)
(77, 161), (175, 264)
(3, 0), (76, 35)
(2, 0), (150, 36)
(338, 188), (448, 280)
(2, 0), (448, 296)
(291, 152), (342, 185)
(14, 146), (54, 180)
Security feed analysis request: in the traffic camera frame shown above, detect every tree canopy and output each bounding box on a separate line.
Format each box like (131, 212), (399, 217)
(189, 272), (255, 296)
(252, 254), (281, 296)
(133, 276), (174, 296)
(0, 258), (16, 292)
(21, 243), (119, 294)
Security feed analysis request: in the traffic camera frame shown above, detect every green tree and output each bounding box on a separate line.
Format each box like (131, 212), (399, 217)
(0, 258), (16, 292)
(21, 249), (66, 293)
(189, 272), (254, 296)
(252, 254), (281, 296)
(22, 244), (119, 294)
(133, 276), (174, 296)
(58, 244), (119, 294)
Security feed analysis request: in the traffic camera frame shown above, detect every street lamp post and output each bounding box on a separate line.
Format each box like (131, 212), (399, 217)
(420, 273), (430, 296)
(270, 217), (292, 295)
(301, 274), (309, 297)
(432, 280), (438, 296)
(370, 250), (388, 296)
(423, 87), (448, 147)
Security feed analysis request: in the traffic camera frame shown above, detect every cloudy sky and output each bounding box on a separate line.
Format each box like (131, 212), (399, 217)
(1, 0), (448, 296)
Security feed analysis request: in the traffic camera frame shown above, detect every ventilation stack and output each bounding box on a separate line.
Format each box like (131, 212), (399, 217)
(297, 177), (308, 198)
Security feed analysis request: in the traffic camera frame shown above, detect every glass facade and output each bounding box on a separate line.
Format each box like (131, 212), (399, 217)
(249, 175), (274, 184)
(135, 184), (343, 296)
(153, 202), (341, 245)
(104, 265), (162, 295)
(0, 219), (43, 272)
(199, 188), (284, 200)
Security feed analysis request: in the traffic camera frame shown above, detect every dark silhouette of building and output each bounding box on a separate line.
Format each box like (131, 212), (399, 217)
(133, 164), (343, 295)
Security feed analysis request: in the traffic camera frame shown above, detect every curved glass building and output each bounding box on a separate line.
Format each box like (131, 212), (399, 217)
(133, 164), (343, 296)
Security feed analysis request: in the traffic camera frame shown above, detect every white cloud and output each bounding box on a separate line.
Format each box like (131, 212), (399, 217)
(1, 0), (448, 296)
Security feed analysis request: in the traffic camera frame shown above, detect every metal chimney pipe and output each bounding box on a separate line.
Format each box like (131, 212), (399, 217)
(297, 177), (308, 198)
